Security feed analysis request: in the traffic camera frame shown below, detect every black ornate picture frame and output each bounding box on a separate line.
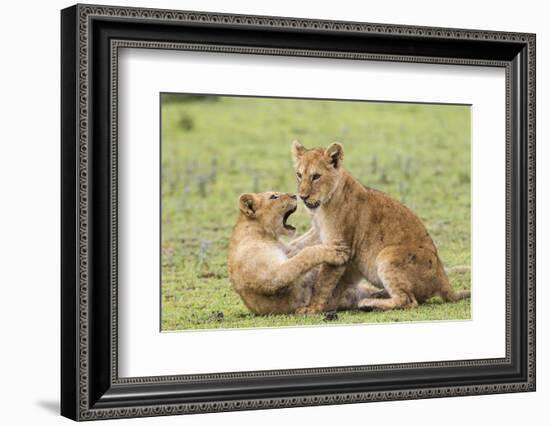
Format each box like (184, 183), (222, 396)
(61, 4), (536, 421)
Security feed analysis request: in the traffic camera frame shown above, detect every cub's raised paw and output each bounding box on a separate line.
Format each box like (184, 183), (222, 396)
(324, 243), (350, 266)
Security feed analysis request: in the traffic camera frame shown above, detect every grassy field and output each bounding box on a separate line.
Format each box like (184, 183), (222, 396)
(161, 94), (471, 331)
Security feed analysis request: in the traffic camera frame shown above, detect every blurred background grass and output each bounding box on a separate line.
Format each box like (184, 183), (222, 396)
(161, 94), (471, 331)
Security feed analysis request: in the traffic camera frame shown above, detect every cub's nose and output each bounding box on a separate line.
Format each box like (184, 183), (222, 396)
(288, 194), (297, 200)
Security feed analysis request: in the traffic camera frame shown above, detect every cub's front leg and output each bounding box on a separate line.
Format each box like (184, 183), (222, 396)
(286, 227), (320, 257)
(296, 264), (347, 314)
(270, 244), (349, 291)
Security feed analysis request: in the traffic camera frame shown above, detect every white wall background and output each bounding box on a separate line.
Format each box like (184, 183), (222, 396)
(0, 0), (546, 424)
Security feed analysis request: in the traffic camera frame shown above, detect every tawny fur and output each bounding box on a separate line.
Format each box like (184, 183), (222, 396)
(291, 141), (470, 314)
(227, 191), (352, 315)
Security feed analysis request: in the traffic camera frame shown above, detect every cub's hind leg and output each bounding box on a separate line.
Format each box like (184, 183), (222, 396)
(337, 281), (389, 311)
(358, 290), (417, 311)
(357, 245), (435, 311)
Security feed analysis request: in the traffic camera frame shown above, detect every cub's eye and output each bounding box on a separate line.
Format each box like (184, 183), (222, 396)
(269, 194), (278, 200)
(312, 174), (321, 181)
(296, 172), (302, 180)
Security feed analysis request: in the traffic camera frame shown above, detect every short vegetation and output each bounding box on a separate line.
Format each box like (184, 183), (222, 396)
(161, 95), (471, 331)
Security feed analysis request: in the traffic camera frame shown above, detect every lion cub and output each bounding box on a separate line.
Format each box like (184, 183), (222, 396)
(291, 141), (470, 314)
(228, 191), (349, 315)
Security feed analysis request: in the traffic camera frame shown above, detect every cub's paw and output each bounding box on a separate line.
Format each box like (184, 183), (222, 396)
(357, 298), (376, 312)
(295, 305), (310, 315)
(324, 243), (350, 266)
(295, 304), (323, 315)
(323, 310), (339, 321)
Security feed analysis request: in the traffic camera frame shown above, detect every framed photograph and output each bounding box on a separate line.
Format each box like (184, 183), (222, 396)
(61, 4), (536, 421)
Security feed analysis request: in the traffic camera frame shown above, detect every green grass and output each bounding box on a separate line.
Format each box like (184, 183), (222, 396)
(161, 95), (471, 331)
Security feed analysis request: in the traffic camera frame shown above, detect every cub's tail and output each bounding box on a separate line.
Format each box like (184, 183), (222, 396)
(440, 287), (471, 302)
(440, 265), (471, 302)
(444, 265), (471, 274)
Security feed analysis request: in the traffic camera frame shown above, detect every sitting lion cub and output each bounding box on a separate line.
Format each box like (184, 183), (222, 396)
(228, 191), (350, 315)
(291, 141), (470, 314)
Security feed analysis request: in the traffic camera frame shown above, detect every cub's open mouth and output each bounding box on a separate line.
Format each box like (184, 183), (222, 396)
(304, 200), (321, 210)
(282, 206), (297, 231)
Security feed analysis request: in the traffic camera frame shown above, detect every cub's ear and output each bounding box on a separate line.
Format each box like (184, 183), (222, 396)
(239, 193), (257, 218)
(291, 140), (306, 164)
(325, 142), (344, 169)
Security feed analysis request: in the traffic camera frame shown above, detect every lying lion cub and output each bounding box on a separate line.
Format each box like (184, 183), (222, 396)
(291, 141), (470, 314)
(228, 191), (352, 315)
